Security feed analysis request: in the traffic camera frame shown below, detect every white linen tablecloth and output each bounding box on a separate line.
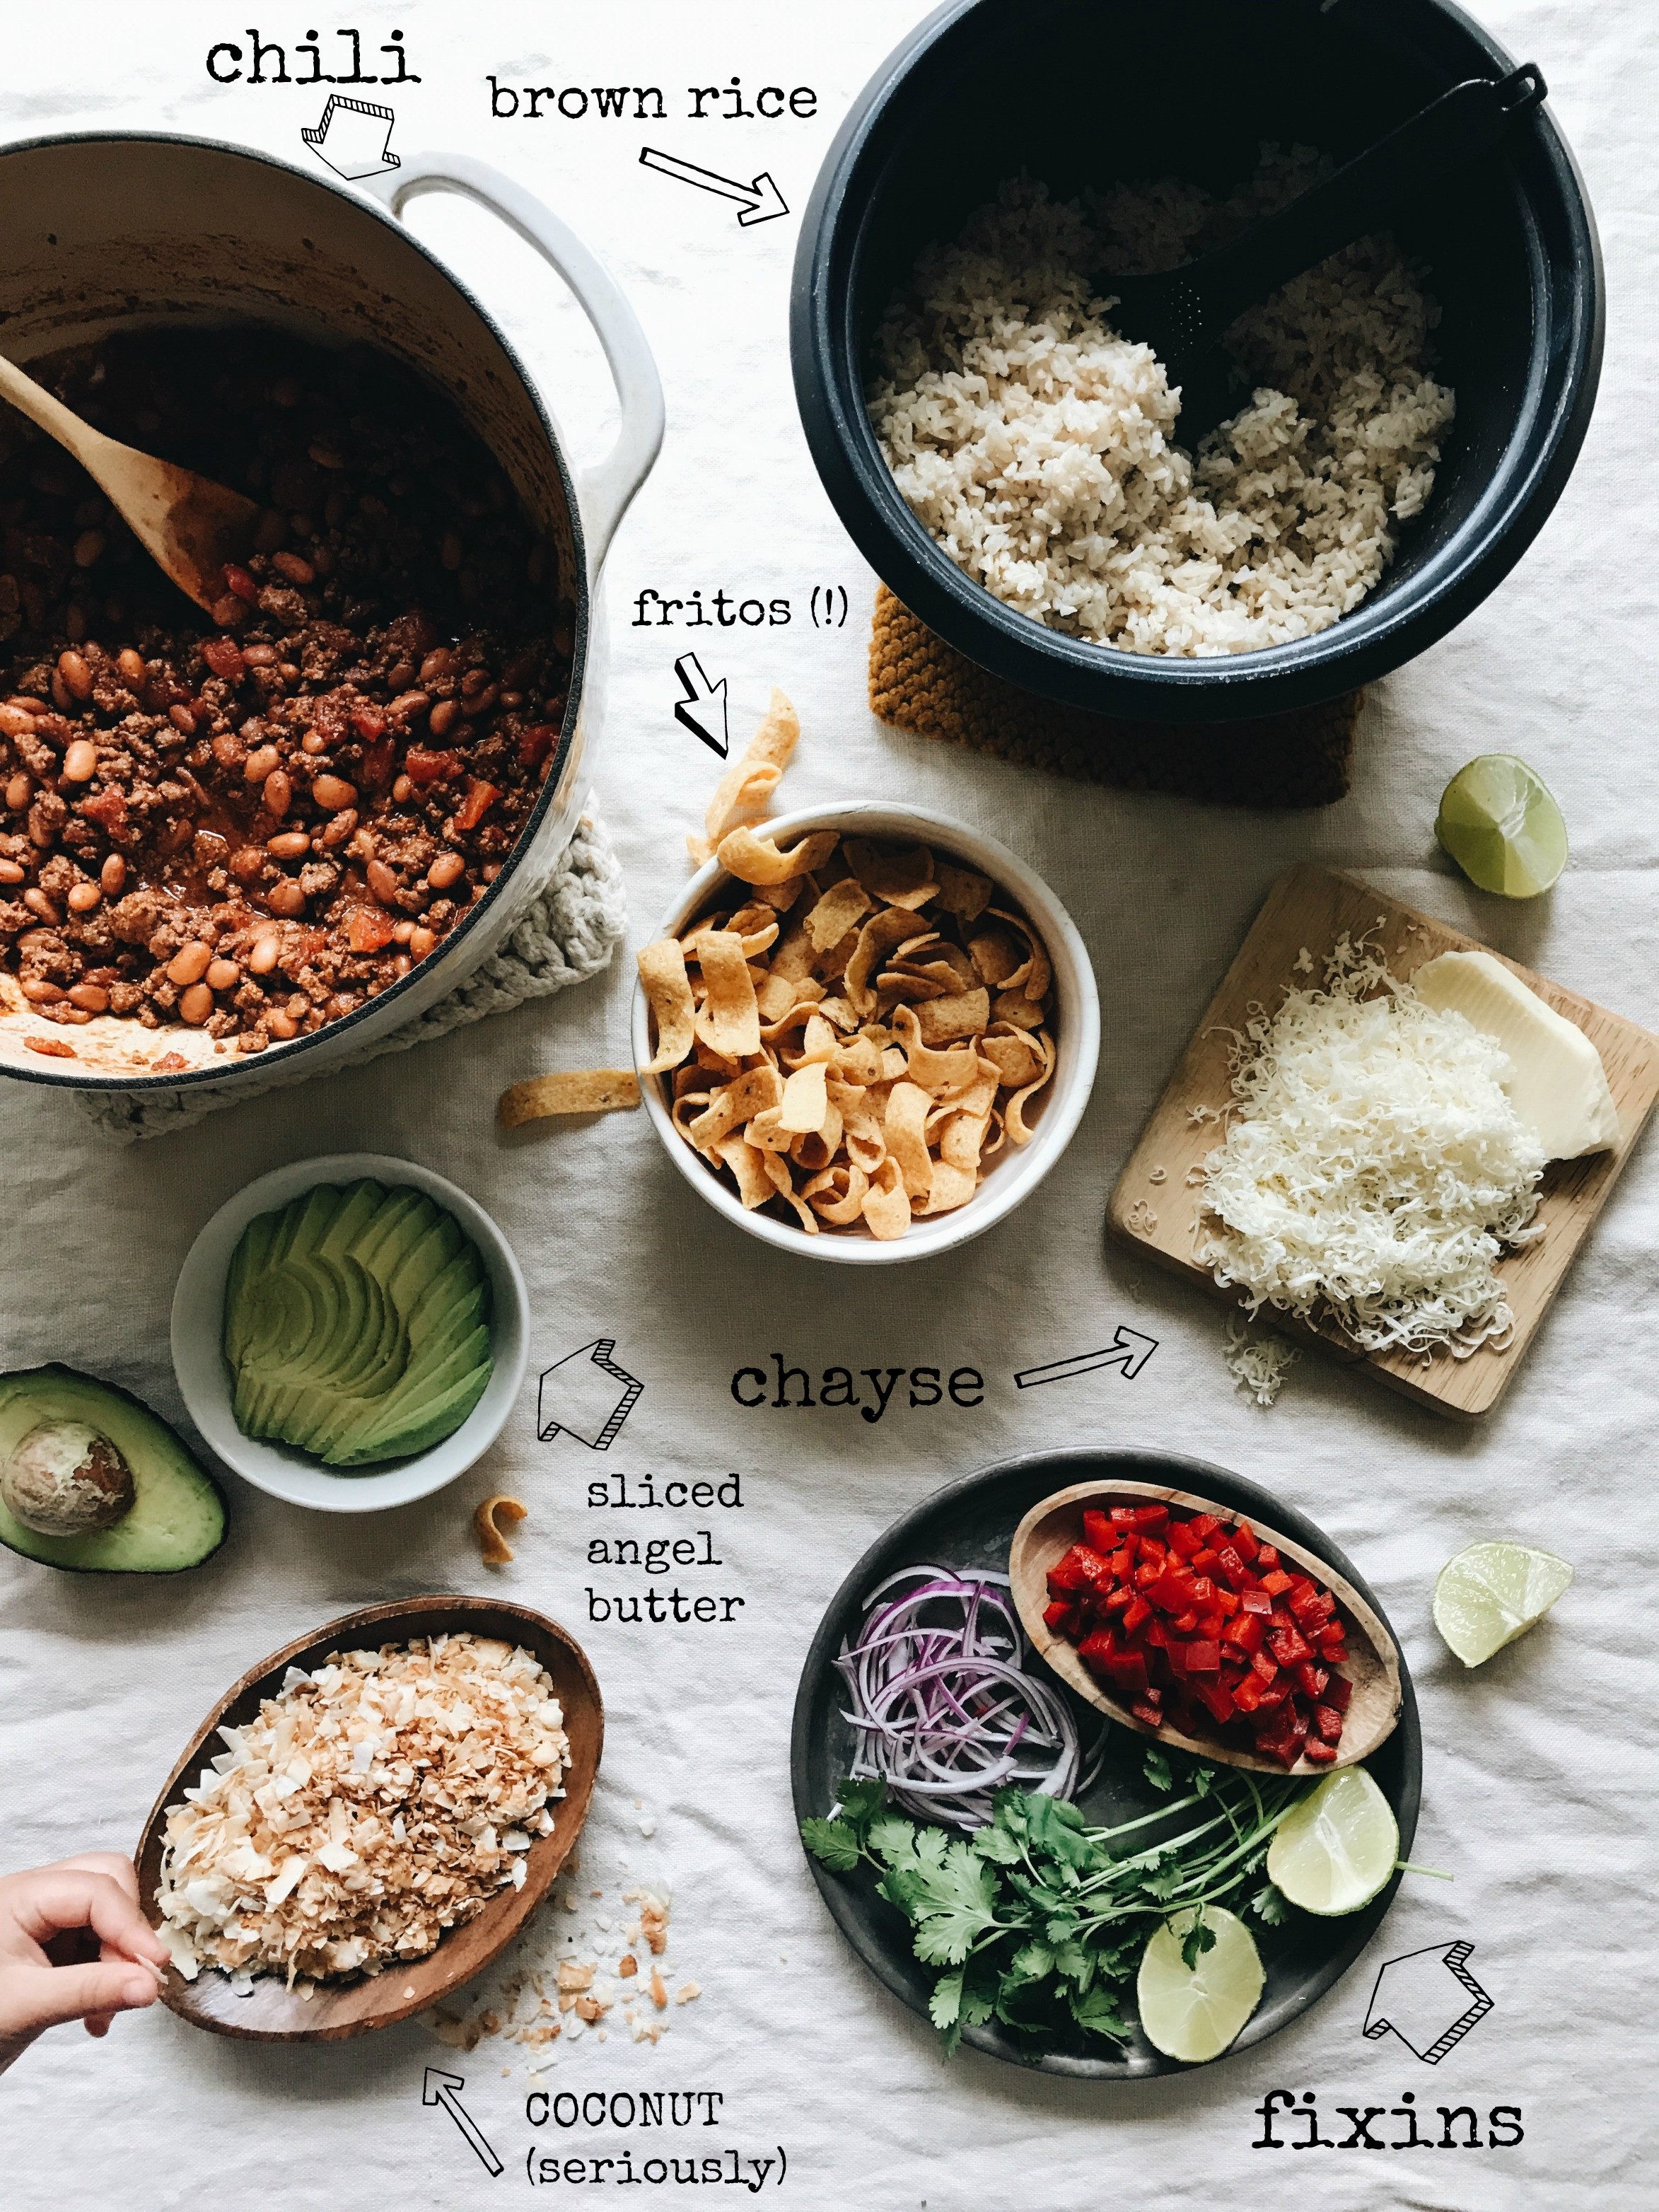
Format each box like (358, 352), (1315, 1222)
(1, 4), (1654, 2206)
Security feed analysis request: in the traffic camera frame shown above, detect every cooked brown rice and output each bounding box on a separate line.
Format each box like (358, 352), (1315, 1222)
(868, 151), (1455, 657)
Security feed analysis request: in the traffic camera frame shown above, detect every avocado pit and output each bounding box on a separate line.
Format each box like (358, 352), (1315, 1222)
(2, 1419), (136, 1536)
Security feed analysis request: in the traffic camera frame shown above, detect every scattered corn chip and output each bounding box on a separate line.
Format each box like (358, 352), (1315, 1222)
(687, 687), (801, 863)
(636, 833), (1058, 1240)
(475, 1494), (528, 1565)
(499, 1069), (641, 1128)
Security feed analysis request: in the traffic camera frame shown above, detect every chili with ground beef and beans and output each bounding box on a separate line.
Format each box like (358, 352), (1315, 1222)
(0, 330), (573, 1056)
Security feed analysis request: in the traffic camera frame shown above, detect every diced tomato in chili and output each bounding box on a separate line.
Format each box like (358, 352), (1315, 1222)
(348, 905), (397, 955)
(453, 778), (501, 832)
(404, 746), (463, 786)
(350, 704), (387, 742)
(201, 636), (245, 680)
(361, 735), (395, 788)
(77, 788), (127, 830)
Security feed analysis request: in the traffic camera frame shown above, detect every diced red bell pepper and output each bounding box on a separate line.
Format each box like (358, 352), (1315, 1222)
(1291, 1590), (1337, 1628)
(1269, 1625), (1313, 1667)
(1214, 1588), (1240, 1617)
(1167, 1521), (1202, 1559)
(1076, 1629), (1118, 1677)
(1163, 1641), (1189, 1677)
(348, 905), (397, 954)
(1323, 1673), (1353, 1713)
(1192, 1677), (1235, 1726)
(1196, 1611), (1226, 1641)
(1146, 1571), (1194, 1614)
(1042, 1600), (1077, 1634)
(1230, 1523), (1259, 1563)
(1312, 1703), (1345, 1744)
(1187, 1576), (1216, 1607)
(1182, 1641), (1221, 1675)
(1213, 1544), (1245, 1583)
(1259, 1569), (1294, 1596)
(1121, 1595), (1151, 1636)
(1250, 1648), (1279, 1684)
(1296, 1660), (1329, 1701)
(1102, 1585), (1132, 1614)
(1108, 1545), (1135, 1578)
(1047, 1544), (1110, 1595)
(1230, 1672), (1264, 1713)
(1170, 1609), (1199, 1635)
(1083, 1509), (1115, 1552)
(1129, 1506), (1169, 1532)
(1240, 1588), (1274, 1618)
(1105, 1649), (1151, 1704)
(1223, 1611), (1265, 1657)
(1303, 1739), (1338, 1764)
(1189, 1547), (1220, 1573)
(404, 746), (463, 786)
(1255, 1546), (1280, 1572)
(1134, 1560), (1161, 1590)
(1287, 1573), (1315, 1598)
(1189, 1513), (1221, 1541)
(1131, 1700), (1165, 1729)
(1255, 1677), (1292, 1710)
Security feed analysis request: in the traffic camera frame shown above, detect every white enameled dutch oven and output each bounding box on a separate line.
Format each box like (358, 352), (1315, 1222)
(0, 132), (663, 1094)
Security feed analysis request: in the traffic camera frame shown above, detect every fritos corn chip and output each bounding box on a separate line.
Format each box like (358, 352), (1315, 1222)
(499, 1069), (641, 1127)
(475, 1494), (528, 1565)
(687, 687), (801, 863)
(636, 831), (1059, 1242)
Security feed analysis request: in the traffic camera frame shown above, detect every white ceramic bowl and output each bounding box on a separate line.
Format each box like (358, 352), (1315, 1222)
(171, 1153), (529, 1513)
(632, 803), (1100, 1264)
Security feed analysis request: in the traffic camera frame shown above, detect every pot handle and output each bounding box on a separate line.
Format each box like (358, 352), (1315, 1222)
(361, 154), (664, 581)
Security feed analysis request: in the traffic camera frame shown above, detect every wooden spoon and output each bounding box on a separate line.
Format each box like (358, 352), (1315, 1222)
(1008, 1478), (1401, 1777)
(0, 351), (259, 615)
(134, 1594), (603, 2042)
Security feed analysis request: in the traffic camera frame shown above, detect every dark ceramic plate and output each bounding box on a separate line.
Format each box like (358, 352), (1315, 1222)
(791, 1447), (1421, 2079)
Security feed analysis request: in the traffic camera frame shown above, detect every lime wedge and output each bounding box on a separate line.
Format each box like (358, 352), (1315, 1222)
(1432, 1539), (1573, 1667)
(1436, 754), (1568, 897)
(1136, 1907), (1264, 2062)
(1267, 1766), (1398, 1916)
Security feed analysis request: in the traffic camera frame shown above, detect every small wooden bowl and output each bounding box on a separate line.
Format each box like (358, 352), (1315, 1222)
(134, 1595), (603, 2042)
(1009, 1479), (1400, 1776)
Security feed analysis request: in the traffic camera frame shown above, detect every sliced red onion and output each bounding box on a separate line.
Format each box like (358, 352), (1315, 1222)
(835, 1564), (1104, 1829)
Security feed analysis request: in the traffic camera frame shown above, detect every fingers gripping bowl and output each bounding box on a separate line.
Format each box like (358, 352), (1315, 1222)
(632, 805), (1100, 1262)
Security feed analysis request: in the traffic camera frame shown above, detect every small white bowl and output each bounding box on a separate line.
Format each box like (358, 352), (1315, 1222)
(171, 1153), (529, 1513)
(632, 803), (1100, 1264)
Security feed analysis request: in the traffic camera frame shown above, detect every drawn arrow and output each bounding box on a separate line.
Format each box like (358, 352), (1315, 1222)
(301, 95), (400, 181)
(639, 148), (788, 226)
(1363, 1941), (1493, 2063)
(673, 651), (729, 758)
(422, 2066), (503, 2175)
(1015, 1328), (1159, 1390)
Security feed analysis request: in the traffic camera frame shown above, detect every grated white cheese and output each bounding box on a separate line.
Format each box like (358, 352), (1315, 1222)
(1201, 933), (1545, 1358)
(1223, 1316), (1298, 1406)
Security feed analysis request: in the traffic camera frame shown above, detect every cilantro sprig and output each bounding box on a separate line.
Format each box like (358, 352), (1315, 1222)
(803, 1747), (1311, 2055)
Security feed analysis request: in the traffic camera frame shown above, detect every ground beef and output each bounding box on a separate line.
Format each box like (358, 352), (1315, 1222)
(0, 330), (574, 1051)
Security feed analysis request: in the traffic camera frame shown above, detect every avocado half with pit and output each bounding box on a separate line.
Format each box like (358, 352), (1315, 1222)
(0, 1365), (227, 1573)
(223, 1179), (494, 1468)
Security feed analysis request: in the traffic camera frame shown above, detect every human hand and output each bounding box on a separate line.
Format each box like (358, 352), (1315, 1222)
(0, 1854), (170, 2069)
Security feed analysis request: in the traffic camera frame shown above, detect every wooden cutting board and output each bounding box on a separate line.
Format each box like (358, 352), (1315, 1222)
(1108, 863), (1659, 1420)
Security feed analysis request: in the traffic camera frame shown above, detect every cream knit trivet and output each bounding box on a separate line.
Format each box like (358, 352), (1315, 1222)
(73, 811), (627, 1143)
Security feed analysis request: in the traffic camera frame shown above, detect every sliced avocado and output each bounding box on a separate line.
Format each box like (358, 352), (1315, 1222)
(0, 1366), (226, 1574)
(332, 1360), (494, 1467)
(222, 1179), (496, 1472)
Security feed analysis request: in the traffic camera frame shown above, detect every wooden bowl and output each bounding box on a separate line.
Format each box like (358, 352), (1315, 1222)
(1009, 1479), (1400, 1776)
(134, 1595), (603, 2042)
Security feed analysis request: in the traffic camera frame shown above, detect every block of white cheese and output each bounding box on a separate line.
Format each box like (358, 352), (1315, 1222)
(1413, 949), (1622, 1160)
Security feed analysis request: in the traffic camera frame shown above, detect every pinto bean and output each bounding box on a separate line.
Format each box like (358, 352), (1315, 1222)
(62, 739), (98, 782)
(100, 853), (127, 895)
(244, 745), (280, 784)
(178, 982), (214, 1025)
(267, 831), (311, 860)
(263, 769), (292, 818)
(427, 851), (465, 890)
(266, 880), (306, 918)
(66, 883), (102, 913)
(66, 982), (110, 1013)
(311, 774), (356, 811)
(248, 935), (282, 976)
(57, 649), (93, 701)
(366, 858), (400, 906)
(117, 648), (147, 686)
(167, 941), (214, 987)
(206, 959), (240, 991)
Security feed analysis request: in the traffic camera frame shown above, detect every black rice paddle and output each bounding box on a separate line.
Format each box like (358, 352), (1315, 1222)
(1102, 63), (1548, 441)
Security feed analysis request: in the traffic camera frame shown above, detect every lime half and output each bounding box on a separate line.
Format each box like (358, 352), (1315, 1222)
(1432, 1539), (1573, 1667)
(1436, 754), (1568, 897)
(1136, 1907), (1264, 2062)
(1267, 1766), (1399, 1916)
